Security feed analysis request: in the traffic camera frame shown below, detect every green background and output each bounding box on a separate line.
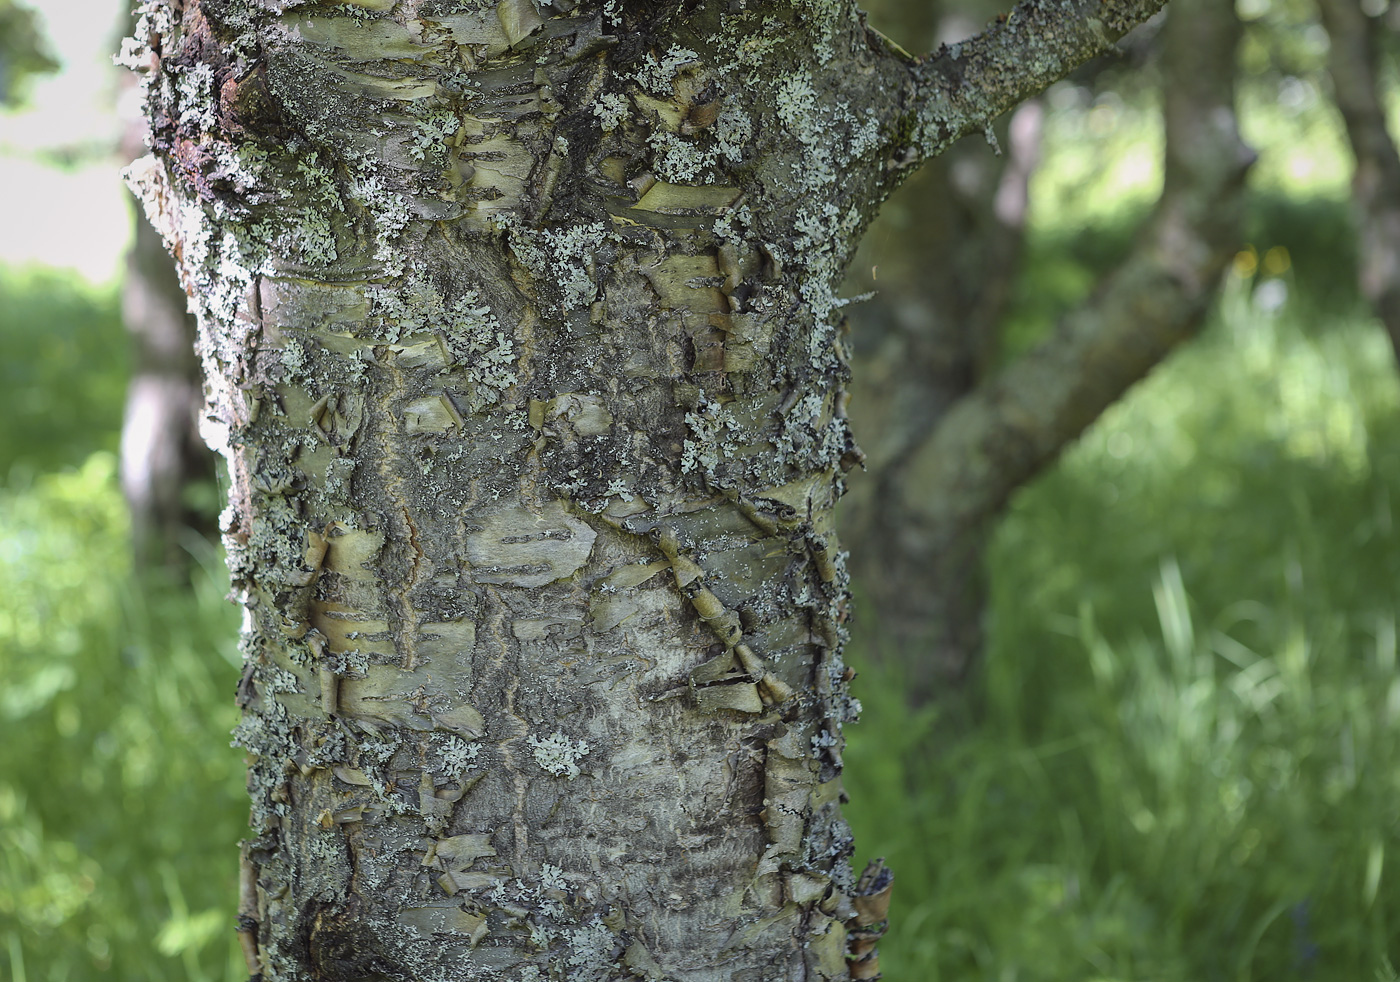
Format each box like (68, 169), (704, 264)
(3, 0), (1399, 978)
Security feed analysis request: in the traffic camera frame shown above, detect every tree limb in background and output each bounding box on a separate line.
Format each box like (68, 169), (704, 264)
(900, 0), (1168, 166)
(880, 0), (1253, 700)
(1316, 0), (1400, 365)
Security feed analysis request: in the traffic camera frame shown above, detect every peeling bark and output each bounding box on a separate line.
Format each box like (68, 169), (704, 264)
(124, 0), (1166, 977)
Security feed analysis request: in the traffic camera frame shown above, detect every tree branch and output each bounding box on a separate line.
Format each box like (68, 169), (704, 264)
(894, 0), (1252, 543)
(1315, 0), (1400, 365)
(903, 0), (1168, 164)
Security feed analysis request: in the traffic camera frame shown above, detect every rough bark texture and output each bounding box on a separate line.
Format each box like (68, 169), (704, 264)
(120, 25), (215, 571)
(1317, 0), (1400, 366)
(123, 0), (1167, 978)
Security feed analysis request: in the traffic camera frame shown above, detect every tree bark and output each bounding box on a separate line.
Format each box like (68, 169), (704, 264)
(124, 0), (1165, 977)
(119, 21), (216, 572)
(1316, 0), (1400, 365)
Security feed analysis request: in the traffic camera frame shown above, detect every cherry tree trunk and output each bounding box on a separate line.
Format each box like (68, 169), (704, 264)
(123, 0), (1163, 977)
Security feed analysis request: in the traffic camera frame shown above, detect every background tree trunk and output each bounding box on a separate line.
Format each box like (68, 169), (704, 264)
(841, 0), (1042, 694)
(1317, 0), (1400, 365)
(125, 0), (1164, 977)
(119, 206), (212, 570)
(119, 9), (215, 573)
(841, 0), (1249, 706)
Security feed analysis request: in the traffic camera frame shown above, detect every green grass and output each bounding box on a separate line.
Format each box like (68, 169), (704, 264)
(0, 268), (243, 981)
(845, 274), (1400, 979)
(0, 455), (245, 982)
(0, 269), (128, 481)
(0, 268), (244, 981)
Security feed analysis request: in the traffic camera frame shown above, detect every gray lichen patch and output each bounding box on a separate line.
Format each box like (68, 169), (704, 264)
(527, 730), (591, 779)
(496, 215), (610, 316)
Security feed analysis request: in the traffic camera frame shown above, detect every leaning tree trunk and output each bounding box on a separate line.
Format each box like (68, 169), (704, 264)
(841, 0), (1043, 691)
(123, 0), (1164, 978)
(846, 0), (1249, 705)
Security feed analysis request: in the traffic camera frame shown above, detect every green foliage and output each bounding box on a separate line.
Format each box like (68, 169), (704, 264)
(846, 282), (1400, 980)
(0, 270), (127, 481)
(0, 0), (57, 108)
(0, 455), (245, 982)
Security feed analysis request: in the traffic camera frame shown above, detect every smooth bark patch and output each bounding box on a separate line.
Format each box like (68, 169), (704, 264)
(465, 501), (596, 587)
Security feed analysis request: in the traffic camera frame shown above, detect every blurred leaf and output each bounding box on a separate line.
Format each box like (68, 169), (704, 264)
(0, 0), (57, 108)
(0, 271), (126, 479)
(155, 909), (226, 959)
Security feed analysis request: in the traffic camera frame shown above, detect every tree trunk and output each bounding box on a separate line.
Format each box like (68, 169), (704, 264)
(840, 0), (1042, 689)
(1316, 0), (1400, 366)
(119, 26), (216, 573)
(844, 0), (1249, 705)
(120, 204), (213, 569)
(124, 0), (1164, 977)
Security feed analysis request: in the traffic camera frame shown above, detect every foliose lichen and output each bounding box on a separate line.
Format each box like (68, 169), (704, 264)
(528, 731), (590, 779)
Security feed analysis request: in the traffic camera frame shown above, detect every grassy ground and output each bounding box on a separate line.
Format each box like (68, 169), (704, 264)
(844, 265), (1400, 978)
(0, 271), (247, 981)
(2, 205), (1399, 980)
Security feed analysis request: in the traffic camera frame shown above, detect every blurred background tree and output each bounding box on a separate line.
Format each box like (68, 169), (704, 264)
(843, 0), (1252, 706)
(116, 29), (212, 574)
(2, 0), (1399, 979)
